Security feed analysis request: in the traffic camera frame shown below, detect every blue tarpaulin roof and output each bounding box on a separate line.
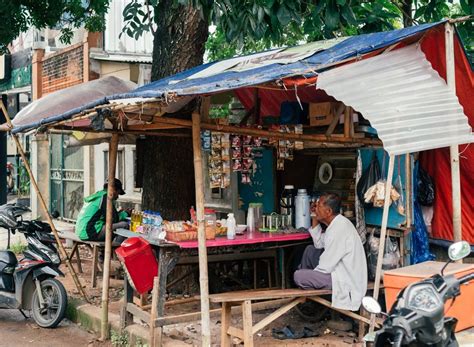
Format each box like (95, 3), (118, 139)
(12, 21), (445, 134)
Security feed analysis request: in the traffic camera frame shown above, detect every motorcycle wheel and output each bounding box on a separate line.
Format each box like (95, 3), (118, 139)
(31, 278), (67, 328)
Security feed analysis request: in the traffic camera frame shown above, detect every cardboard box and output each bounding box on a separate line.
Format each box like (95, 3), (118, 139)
(309, 102), (336, 126)
(383, 261), (474, 332)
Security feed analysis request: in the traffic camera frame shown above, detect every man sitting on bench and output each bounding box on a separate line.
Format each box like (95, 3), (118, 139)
(294, 193), (367, 310)
(75, 178), (129, 243)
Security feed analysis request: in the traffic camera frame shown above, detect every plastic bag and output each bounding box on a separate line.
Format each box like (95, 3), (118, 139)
(366, 228), (401, 280)
(417, 166), (435, 206)
(357, 152), (381, 205)
(393, 174), (405, 215)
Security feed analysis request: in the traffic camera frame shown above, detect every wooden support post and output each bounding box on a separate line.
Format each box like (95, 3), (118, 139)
(445, 22), (462, 246)
(150, 276), (159, 347)
(0, 103), (89, 302)
(242, 300), (254, 347)
(369, 154), (395, 333)
(100, 133), (120, 340)
(221, 302), (232, 347)
(344, 106), (351, 138)
(91, 245), (99, 288)
(192, 111), (211, 346)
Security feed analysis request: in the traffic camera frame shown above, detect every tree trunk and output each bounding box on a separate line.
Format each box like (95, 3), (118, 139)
(142, 2), (208, 217)
(400, 0), (413, 27)
(151, 1), (209, 80)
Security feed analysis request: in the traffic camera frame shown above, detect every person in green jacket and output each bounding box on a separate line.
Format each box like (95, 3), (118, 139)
(75, 178), (129, 241)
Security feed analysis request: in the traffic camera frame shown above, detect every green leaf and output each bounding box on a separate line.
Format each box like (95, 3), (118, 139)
(336, 0), (346, 5)
(313, 0), (327, 15)
(324, 1), (340, 30)
(340, 5), (357, 26)
(276, 5), (292, 25)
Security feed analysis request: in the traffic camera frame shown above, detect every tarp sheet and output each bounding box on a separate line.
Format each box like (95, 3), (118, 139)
(418, 26), (474, 244)
(11, 76), (137, 132)
(11, 21), (444, 134)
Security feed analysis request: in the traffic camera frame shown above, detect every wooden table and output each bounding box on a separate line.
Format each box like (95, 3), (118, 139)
(117, 229), (311, 339)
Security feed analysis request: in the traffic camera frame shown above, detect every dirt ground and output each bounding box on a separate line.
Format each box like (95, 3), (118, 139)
(61, 246), (363, 346)
(0, 308), (112, 347)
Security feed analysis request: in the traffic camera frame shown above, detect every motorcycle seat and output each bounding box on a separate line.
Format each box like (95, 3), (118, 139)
(0, 250), (18, 271)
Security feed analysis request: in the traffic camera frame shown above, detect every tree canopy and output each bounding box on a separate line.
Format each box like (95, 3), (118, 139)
(1, 0), (472, 58)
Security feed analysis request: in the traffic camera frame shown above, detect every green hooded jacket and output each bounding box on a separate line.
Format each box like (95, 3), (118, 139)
(75, 190), (127, 240)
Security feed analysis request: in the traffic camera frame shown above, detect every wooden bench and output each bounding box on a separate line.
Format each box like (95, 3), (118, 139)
(210, 284), (380, 347)
(58, 229), (105, 288)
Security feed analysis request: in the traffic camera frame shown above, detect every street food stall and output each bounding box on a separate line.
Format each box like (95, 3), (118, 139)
(1, 19), (473, 346)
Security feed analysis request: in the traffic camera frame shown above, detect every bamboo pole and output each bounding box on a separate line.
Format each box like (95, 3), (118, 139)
(369, 154), (395, 333)
(100, 133), (120, 340)
(445, 22), (462, 245)
(191, 111), (211, 346)
(0, 103), (89, 301)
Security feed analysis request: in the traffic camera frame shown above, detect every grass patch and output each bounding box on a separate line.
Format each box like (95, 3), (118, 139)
(9, 241), (27, 255)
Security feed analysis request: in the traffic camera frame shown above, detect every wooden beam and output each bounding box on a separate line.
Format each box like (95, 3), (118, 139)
(101, 133), (120, 340)
(344, 106), (351, 138)
(153, 298), (293, 327)
(227, 326), (244, 340)
(325, 102), (345, 137)
(151, 116), (382, 146)
(308, 296), (379, 327)
(127, 303), (151, 323)
(126, 123), (186, 131)
(252, 298), (304, 334)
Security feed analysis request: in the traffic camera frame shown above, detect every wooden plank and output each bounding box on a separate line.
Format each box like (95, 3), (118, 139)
(221, 302), (232, 347)
(242, 300), (254, 347)
(127, 303), (151, 323)
(210, 288), (332, 303)
(252, 298), (304, 334)
(153, 298), (293, 327)
(227, 326), (244, 340)
(325, 102), (345, 136)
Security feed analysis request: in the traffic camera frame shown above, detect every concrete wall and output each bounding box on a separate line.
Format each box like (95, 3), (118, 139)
(93, 143), (141, 209)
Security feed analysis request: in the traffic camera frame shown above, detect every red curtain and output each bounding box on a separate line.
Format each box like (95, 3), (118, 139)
(419, 26), (474, 244)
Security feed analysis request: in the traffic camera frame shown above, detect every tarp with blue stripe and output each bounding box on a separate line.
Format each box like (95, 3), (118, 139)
(12, 21), (444, 134)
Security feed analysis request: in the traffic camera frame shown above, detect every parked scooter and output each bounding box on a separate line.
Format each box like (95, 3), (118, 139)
(362, 241), (473, 347)
(0, 204), (67, 328)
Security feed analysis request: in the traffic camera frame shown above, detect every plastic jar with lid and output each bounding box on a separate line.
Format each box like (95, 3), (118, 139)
(204, 208), (217, 239)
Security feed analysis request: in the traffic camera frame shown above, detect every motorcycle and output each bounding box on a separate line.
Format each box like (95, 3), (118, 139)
(0, 204), (67, 328)
(362, 240), (473, 347)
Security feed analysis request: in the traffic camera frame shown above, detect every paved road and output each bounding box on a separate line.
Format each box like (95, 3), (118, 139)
(0, 309), (106, 347)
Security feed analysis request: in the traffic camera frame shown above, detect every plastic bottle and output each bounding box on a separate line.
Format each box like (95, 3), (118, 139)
(142, 210), (150, 234)
(226, 213), (236, 240)
(247, 206), (255, 234)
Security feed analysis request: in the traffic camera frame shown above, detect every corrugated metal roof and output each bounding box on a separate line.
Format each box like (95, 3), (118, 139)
(317, 44), (474, 155)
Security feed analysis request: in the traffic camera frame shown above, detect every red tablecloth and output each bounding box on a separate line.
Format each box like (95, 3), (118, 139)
(172, 231), (311, 249)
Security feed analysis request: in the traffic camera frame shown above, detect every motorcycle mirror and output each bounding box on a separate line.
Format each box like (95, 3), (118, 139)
(362, 296), (382, 315)
(362, 296), (382, 314)
(448, 241), (471, 262)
